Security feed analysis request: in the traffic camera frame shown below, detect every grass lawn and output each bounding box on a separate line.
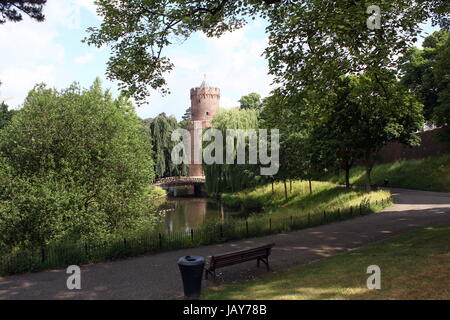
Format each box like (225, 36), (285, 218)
(330, 154), (450, 192)
(203, 223), (450, 300)
(222, 181), (391, 220)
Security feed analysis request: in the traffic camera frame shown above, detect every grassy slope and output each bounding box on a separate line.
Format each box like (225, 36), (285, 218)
(330, 154), (450, 192)
(222, 181), (391, 220)
(203, 223), (450, 300)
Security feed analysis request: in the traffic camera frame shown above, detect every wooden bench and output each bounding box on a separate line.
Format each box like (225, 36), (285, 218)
(205, 243), (275, 280)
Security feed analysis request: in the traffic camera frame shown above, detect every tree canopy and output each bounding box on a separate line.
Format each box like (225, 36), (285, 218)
(400, 30), (450, 122)
(0, 102), (16, 130)
(84, 0), (448, 104)
(203, 107), (263, 195)
(143, 113), (188, 179)
(239, 93), (263, 111)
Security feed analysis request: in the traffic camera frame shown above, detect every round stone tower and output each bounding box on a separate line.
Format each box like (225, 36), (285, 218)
(188, 78), (220, 177)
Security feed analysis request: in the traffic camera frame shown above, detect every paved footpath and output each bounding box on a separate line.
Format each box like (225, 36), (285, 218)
(1, 188), (449, 300)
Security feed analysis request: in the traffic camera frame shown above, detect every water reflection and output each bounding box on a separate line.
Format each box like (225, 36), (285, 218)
(157, 197), (241, 234)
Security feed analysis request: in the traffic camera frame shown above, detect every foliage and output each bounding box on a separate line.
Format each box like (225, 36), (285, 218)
(330, 153), (450, 192)
(0, 79), (157, 252)
(84, 0), (447, 103)
(264, 0), (446, 98)
(400, 30), (450, 122)
(143, 113), (188, 179)
(306, 73), (424, 190)
(239, 92), (263, 111)
(0, 0), (46, 24)
(203, 108), (264, 196)
(431, 32), (450, 142)
(0, 102), (17, 130)
(259, 92), (320, 196)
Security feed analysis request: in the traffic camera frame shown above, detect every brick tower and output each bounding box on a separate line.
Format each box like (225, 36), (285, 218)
(188, 78), (220, 177)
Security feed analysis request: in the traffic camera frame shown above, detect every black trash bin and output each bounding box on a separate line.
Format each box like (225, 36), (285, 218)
(178, 255), (205, 299)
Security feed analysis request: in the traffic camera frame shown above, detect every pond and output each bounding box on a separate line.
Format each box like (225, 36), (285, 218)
(156, 197), (243, 234)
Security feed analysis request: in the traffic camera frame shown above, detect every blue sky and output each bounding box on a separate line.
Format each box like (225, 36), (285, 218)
(0, 0), (438, 121)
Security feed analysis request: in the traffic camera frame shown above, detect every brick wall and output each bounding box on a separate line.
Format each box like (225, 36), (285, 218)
(377, 127), (449, 164)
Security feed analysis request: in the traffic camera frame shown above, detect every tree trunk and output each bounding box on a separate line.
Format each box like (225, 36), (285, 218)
(308, 179), (312, 194)
(345, 166), (350, 189)
(364, 161), (373, 192)
(284, 179), (288, 202)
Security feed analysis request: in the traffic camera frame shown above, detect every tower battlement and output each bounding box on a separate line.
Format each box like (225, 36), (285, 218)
(190, 87), (220, 98)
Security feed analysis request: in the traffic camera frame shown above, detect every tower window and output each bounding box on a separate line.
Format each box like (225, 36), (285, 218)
(206, 111), (210, 116)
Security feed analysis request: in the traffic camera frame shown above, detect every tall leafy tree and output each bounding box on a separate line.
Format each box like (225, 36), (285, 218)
(338, 73), (424, 190)
(400, 30), (450, 122)
(432, 33), (450, 142)
(0, 79), (157, 250)
(144, 113), (188, 179)
(203, 108), (262, 196)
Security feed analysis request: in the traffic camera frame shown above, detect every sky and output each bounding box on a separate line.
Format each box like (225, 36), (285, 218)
(0, 0), (439, 121)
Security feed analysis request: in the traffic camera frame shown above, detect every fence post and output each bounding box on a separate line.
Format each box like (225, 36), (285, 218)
(381, 198), (384, 206)
(190, 229), (194, 242)
(269, 218), (272, 232)
(158, 233), (162, 249)
(85, 243), (88, 256)
(220, 224), (224, 238)
(41, 248), (45, 263)
(359, 203), (362, 215)
(123, 238), (127, 247)
(308, 213), (311, 226)
(338, 208), (341, 220)
(290, 216), (293, 227)
(323, 210), (326, 223)
(350, 206), (353, 217)
(246, 220), (249, 235)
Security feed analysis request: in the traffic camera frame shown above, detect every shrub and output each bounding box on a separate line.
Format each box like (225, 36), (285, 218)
(0, 79), (157, 250)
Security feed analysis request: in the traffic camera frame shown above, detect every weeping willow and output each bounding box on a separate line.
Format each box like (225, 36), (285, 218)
(144, 113), (188, 179)
(203, 108), (267, 196)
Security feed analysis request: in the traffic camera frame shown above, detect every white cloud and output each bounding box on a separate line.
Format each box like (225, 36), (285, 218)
(74, 52), (95, 65)
(0, 0), (99, 107)
(0, 65), (57, 107)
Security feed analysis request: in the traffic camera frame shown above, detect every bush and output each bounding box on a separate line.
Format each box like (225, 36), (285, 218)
(221, 193), (241, 210)
(0, 80), (157, 250)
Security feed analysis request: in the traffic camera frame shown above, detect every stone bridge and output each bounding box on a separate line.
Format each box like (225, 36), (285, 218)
(153, 176), (206, 187)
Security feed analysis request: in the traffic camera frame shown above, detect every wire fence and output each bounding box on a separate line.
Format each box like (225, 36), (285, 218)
(0, 196), (393, 275)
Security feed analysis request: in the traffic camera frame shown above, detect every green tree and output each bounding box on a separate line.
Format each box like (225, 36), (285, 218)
(143, 113), (188, 179)
(239, 93), (263, 111)
(261, 91), (324, 196)
(0, 79), (157, 250)
(340, 73), (424, 190)
(400, 30), (450, 122)
(432, 34), (450, 142)
(203, 108), (262, 196)
(0, 102), (17, 130)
